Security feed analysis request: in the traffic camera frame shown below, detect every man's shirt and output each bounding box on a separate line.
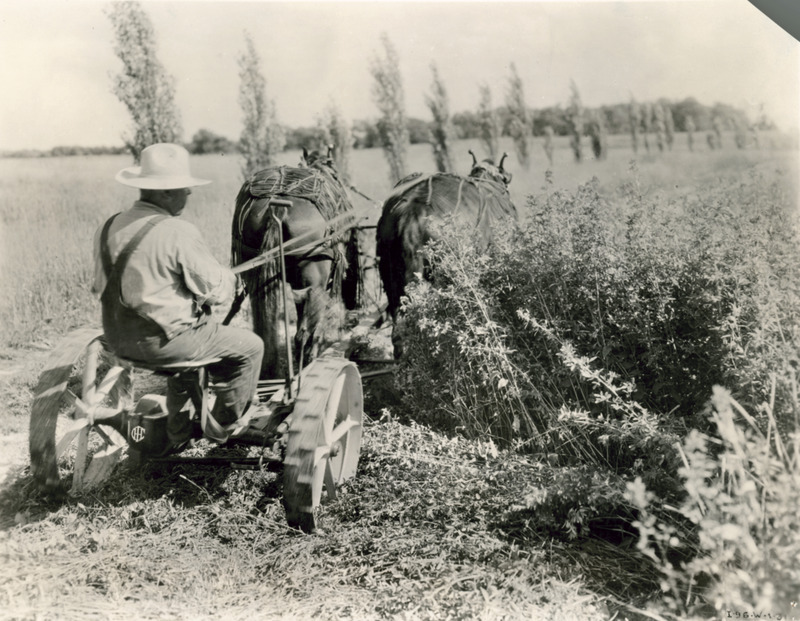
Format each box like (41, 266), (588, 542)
(92, 200), (235, 340)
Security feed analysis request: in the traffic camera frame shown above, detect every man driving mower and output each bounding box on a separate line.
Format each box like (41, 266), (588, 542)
(92, 143), (263, 451)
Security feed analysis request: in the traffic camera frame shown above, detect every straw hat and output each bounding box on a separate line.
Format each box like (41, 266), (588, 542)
(115, 143), (211, 189)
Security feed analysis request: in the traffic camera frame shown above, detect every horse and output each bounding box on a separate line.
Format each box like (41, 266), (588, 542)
(231, 147), (361, 379)
(375, 150), (518, 355)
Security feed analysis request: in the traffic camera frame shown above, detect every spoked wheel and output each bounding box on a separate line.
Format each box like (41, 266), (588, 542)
(29, 328), (134, 494)
(283, 357), (363, 533)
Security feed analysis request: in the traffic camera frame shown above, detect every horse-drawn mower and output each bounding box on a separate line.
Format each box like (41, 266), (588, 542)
(29, 198), (379, 533)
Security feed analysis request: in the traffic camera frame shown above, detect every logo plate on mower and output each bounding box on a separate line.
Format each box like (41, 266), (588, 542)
(130, 425), (146, 443)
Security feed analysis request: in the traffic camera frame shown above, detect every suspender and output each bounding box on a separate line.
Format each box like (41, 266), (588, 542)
(100, 214), (168, 301)
(99, 214), (118, 280)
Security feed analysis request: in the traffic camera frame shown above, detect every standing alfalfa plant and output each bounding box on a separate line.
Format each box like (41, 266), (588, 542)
(626, 382), (800, 617)
(505, 63), (531, 169)
(370, 33), (409, 184)
(629, 96), (642, 154)
(107, 0), (182, 163)
(477, 84), (501, 162)
(566, 80), (584, 162)
(316, 102), (352, 184)
(238, 31), (285, 180)
(425, 62), (454, 173)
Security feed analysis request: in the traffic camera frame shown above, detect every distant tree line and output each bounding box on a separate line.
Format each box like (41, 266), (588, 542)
(1, 97), (776, 160)
(1, 145), (130, 158)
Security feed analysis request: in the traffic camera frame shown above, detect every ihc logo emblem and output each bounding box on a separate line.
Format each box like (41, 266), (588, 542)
(130, 425), (146, 443)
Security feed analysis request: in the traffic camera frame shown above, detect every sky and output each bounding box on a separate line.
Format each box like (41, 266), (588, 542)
(1, 0), (798, 152)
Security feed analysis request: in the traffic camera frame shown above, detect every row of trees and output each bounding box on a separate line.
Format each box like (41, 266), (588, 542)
(364, 35), (773, 180)
(3, 95), (765, 162)
(3, 3), (774, 179)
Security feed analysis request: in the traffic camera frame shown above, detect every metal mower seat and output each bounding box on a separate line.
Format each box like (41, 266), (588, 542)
(116, 356), (226, 442)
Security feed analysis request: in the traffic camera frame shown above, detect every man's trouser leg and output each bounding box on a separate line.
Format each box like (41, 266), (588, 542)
(118, 321), (264, 443)
(167, 322), (264, 428)
(201, 324), (265, 426)
(165, 371), (199, 445)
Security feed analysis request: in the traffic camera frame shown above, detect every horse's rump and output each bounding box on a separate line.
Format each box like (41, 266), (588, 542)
(231, 164), (361, 378)
(376, 172), (517, 319)
(386, 172), (516, 237)
(231, 165), (357, 300)
(377, 172), (517, 265)
(244, 165), (353, 228)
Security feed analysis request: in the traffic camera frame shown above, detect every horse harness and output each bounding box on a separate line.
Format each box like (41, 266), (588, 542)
(393, 172), (508, 229)
(233, 168), (354, 299)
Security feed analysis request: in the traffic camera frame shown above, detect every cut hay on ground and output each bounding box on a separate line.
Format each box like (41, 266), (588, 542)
(1, 420), (615, 621)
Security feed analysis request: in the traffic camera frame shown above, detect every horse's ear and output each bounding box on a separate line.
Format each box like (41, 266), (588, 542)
(301, 147), (309, 166)
(499, 152), (508, 172)
(468, 149), (478, 168)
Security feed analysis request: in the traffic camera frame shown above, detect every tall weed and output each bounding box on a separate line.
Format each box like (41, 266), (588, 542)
(626, 381), (800, 618)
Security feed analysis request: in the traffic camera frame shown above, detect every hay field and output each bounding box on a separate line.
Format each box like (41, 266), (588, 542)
(0, 135), (798, 620)
(2, 133), (796, 348)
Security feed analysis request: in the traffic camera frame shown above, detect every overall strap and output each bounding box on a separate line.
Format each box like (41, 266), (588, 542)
(99, 214), (119, 279)
(101, 215), (169, 290)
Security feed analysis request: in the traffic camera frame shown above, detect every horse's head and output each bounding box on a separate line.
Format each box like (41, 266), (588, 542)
(467, 150), (512, 187)
(301, 145), (337, 174)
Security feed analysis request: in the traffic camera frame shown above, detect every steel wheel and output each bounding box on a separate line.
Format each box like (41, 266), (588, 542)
(29, 328), (133, 494)
(283, 357), (363, 532)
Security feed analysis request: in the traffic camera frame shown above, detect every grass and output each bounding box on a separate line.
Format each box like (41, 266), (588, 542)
(0, 134), (798, 619)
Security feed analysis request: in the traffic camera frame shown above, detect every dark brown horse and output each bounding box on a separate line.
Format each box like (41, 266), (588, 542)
(376, 151), (518, 354)
(232, 148), (360, 379)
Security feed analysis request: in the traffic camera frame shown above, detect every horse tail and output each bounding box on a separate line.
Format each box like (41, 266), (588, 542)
(342, 227), (362, 310)
(231, 185), (251, 275)
(376, 213), (408, 321)
(233, 189), (284, 380)
(254, 208), (283, 379)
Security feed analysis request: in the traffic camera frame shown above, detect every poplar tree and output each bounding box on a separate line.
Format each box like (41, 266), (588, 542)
(664, 105), (675, 150)
(654, 103), (667, 153)
(107, 1), (182, 162)
(316, 102), (352, 183)
(369, 33), (409, 184)
(543, 125), (555, 167)
(629, 96), (642, 155)
(567, 80), (584, 162)
(425, 63), (454, 173)
(238, 31), (284, 179)
(505, 63), (531, 169)
(686, 115), (696, 152)
(642, 102), (653, 153)
(477, 84), (500, 162)
(588, 110), (608, 160)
